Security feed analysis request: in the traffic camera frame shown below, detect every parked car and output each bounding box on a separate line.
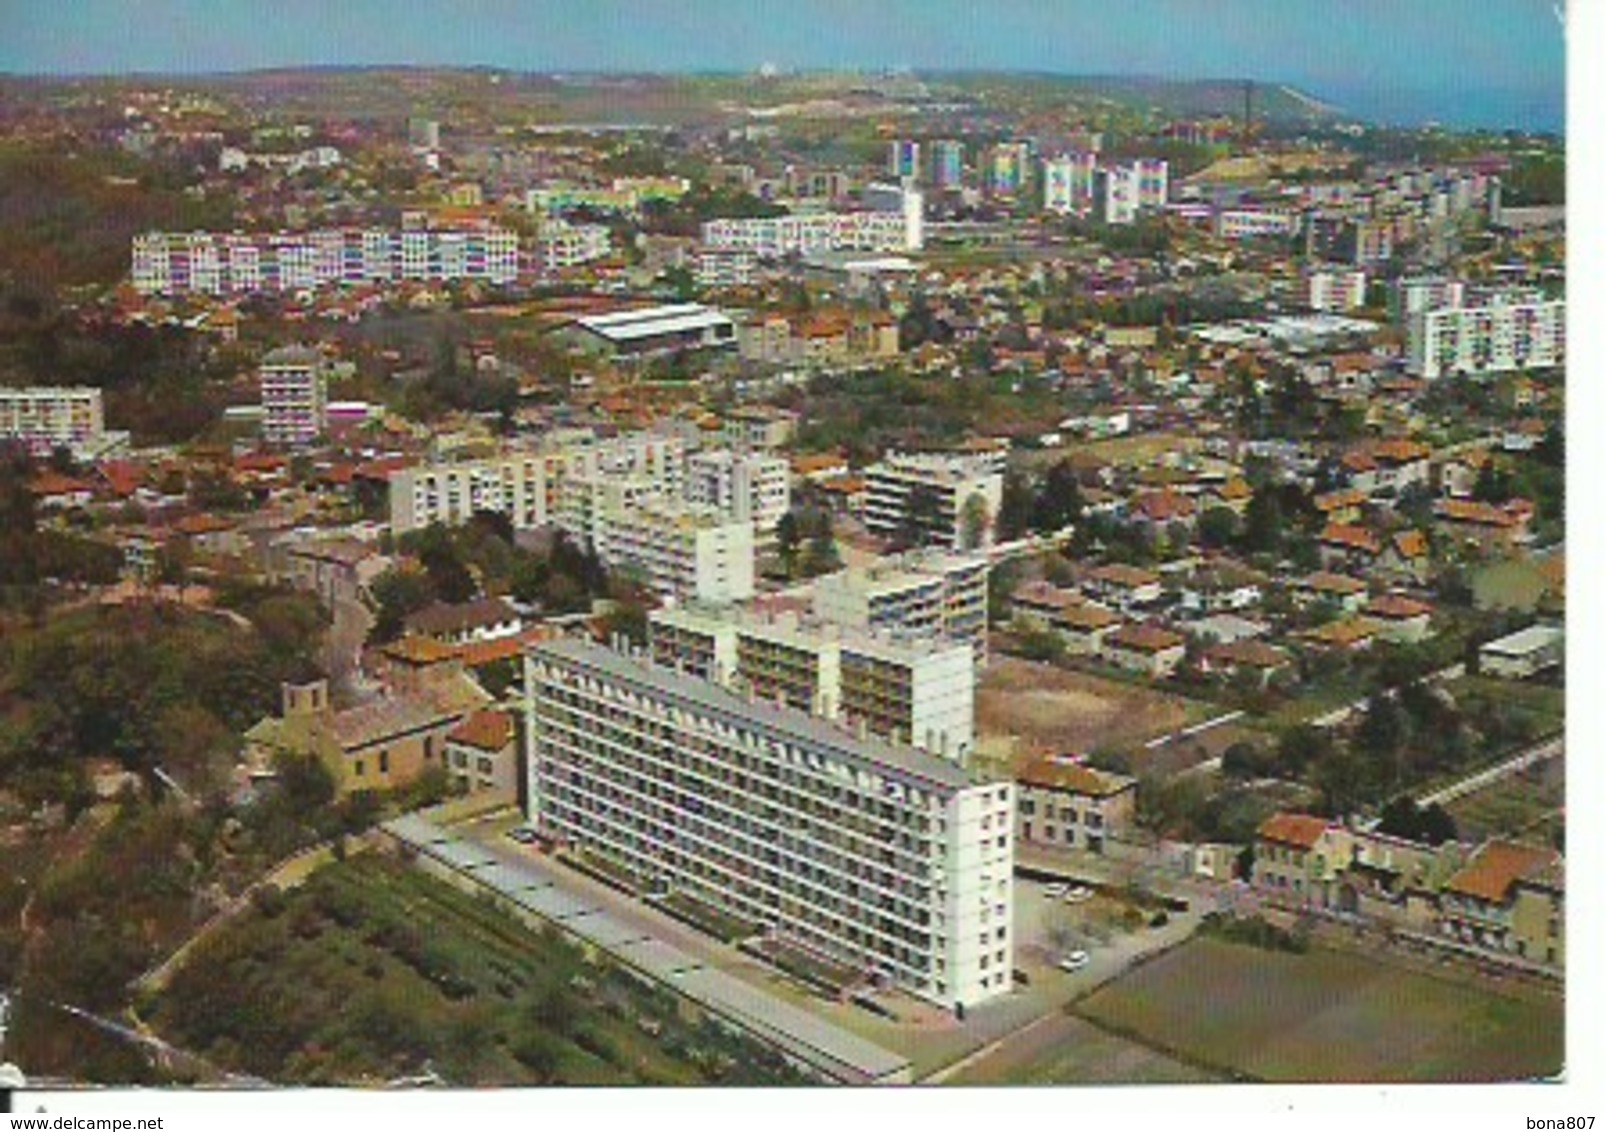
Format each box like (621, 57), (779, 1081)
(1044, 882), (1070, 899)
(506, 827), (538, 845)
(1058, 950), (1090, 972)
(1065, 885), (1095, 904)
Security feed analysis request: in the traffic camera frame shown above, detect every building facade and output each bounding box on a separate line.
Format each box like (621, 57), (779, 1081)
(524, 638), (1016, 1010)
(259, 346), (328, 448)
(1406, 296), (1565, 379)
(862, 451), (1004, 551)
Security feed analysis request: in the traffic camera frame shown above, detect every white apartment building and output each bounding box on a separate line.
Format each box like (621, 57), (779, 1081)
(0, 386), (125, 459)
(1406, 296), (1565, 379)
(1092, 166), (1139, 225)
(686, 449), (791, 536)
(1213, 207), (1300, 241)
(695, 247), (757, 289)
(1042, 152), (1099, 215)
(811, 550), (990, 664)
(524, 637), (1015, 1010)
(533, 218), (612, 271)
(593, 497), (755, 604)
(859, 182), (925, 253)
(701, 205), (922, 258)
(863, 451), (1004, 551)
(1305, 270), (1367, 312)
(649, 604), (976, 759)
(1391, 275), (1467, 321)
(389, 453), (555, 534)
(131, 223), (519, 296)
(259, 346), (328, 448)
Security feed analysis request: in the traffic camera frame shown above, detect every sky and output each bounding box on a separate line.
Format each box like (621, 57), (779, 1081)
(2, 0), (1567, 130)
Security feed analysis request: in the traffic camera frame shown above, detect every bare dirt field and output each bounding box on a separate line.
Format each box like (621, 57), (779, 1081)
(977, 656), (1213, 762)
(1073, 936), (1564, 1083)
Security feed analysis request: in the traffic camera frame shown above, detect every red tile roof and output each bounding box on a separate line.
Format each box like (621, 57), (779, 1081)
(1106, 624), (1185, 653)
(1367, 594), (1433, 620)
(1017, 758), (1135, 797)
(1257, 812), (1332, 850)
(448, 709), (514, 753)
(1319, 523), (1382, 555)
(1444, 841), (1560, 904)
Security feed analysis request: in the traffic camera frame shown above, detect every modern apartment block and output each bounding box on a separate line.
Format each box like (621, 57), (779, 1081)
(1042, 152), (1099, 215)
(259, 346), (328, 448)
(523, 637), (1016, 1010)
(389, 431), (686, 536)
(685, 449), (792, 537)
(1406, 294), (1565, 379)
(648, 604), (976, 758)
(811, 550), (990, 664)
(1390, 275), (1467, 321)
(702, 204), (923, 257)
(593, 497), (755, 604)
(1304, 269), (1367, 312)
(0, 386), (125, 459)
(863, 451), (1004, 551)
(389, 453), (556, 534)
(930, 140), (964, 189)
(131, 220), (519, 296)
(887, 139), (920, 181)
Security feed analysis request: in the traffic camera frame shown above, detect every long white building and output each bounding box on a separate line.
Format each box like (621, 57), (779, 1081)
(702, 200), (923, 258)
(0, 386), (125, 459)
(524, 637), (1015, 1011)
(131, 222), (519, 296)
(1407, 295), (1565, 379)
(649, 604), (976, 759)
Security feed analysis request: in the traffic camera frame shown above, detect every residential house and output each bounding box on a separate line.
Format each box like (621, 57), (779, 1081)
(1366, 594), (1435, 643)
(1316, 523), (1383, 573)
(1102, 624), (1187, 678)
(1289, 571), (1370, 614)
(1439, 841), (1564, 966)
(1198, 477), (1253, 516)
(1200, 639), (1292, 686)
(1301, 616), (1382, 652)
(443, 709), (519, 802)
(1433, 498), (1535, 554)
(243, 675), (491, 797)
(1312, 487), (1368, 527)
(1056, 602), (1123, 656)
(1009, 581), (1084, 630)
(1376, 529), (1431, 585)
(1083, 563), (1163, 611)
(1015, 758), (1137, 855)
(1179, 563), (1265, 614)
(404, 597), (523, 646)
(1252, 813), (1354, 908)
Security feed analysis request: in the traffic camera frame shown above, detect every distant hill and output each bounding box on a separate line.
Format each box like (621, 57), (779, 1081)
(1036, 75), (1344, 124)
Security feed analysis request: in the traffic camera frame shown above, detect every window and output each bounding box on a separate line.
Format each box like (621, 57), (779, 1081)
(354, 760), (365, 777)
(379, 749), (389, 774)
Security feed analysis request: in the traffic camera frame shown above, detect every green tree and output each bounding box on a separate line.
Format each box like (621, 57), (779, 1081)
(960, 492), (991, 551)
(1197, 506), (1240, 549)
(775, 511), (801, 578)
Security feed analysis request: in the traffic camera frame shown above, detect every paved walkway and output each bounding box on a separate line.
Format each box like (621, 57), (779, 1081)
(1420, 735), (1564, 806)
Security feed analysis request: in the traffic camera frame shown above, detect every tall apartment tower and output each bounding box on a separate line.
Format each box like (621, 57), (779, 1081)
(259, 346), (328, 448)
(888, 139), (921, 181)
(525, 637), (1015, 1011)
(931, 140), (964, 189)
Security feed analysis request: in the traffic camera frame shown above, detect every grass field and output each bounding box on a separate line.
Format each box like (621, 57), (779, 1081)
(1473, 559), (1558, 612)
(953, 1014), (1222, 1085)
(147, 854), (810, 1087)
(1446, 756), (1565, 844)
(977, 656), (1215, 763)
(1073, 936), (1564, 1083)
